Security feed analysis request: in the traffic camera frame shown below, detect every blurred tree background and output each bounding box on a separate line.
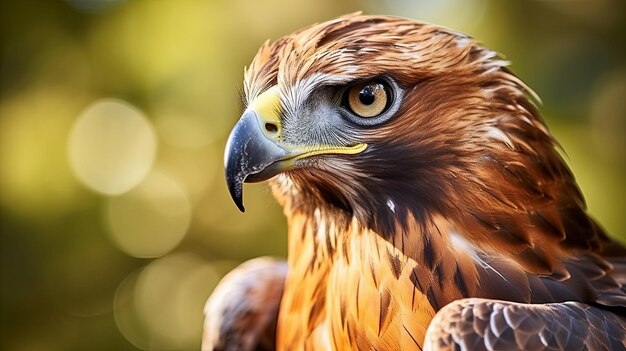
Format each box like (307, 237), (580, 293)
(1, 0), (624, 350)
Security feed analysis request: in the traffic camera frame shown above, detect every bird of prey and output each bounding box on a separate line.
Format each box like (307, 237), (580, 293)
(204, 13), (626, 351)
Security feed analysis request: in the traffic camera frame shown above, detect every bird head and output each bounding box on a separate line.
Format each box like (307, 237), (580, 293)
(224, 14), (602, 271)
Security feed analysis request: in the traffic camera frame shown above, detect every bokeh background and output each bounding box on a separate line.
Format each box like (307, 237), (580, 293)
(1, 0), (624, 350)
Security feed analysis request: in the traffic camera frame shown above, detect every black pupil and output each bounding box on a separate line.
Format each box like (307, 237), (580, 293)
(359, 85), (376, 105)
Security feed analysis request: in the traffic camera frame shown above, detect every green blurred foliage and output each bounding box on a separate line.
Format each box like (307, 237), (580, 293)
(1, 0), (624, 350)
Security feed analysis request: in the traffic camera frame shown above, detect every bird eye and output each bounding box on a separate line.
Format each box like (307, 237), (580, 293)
(343, 80), (391, 118)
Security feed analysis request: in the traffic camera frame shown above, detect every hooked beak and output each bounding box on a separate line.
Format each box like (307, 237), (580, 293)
(224, 86), (367, 212)
(224, 108), (288, 212)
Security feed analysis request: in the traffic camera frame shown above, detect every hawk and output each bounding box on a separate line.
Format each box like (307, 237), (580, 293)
(204, 14), (626, 350)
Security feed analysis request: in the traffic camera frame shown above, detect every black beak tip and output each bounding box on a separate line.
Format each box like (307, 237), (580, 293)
(235, 202), (246, 213)
(226, 174), (246, 213)
(235, 197), (246, 213)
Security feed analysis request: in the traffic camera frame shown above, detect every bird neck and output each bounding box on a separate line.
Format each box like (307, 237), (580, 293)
(275, 201), (482, 348)
(270, 174), (480, 307)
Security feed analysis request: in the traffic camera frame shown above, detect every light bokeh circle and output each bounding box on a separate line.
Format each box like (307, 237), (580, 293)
(105, 171), (191, 258)
(68, 99), (157, 195)
(112, 253), (220, 349)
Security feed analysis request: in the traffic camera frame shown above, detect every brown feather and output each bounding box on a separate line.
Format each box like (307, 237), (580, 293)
(213, 13), (626, 350)
(424, 298), (626, 351)
(202, 258), (287, 351)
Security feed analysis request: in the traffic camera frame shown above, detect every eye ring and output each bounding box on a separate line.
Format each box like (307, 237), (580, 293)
(338, 77), (402, 127)
(342, 80), (392, 118)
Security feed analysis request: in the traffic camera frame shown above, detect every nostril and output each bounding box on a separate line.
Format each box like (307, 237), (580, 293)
(265, 123), (278, 133)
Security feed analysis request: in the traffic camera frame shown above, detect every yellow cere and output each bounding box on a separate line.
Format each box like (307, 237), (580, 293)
(248, 85), (283, 136)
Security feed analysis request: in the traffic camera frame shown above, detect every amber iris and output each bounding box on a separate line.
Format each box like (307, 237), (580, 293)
(346, 81), (390, 118)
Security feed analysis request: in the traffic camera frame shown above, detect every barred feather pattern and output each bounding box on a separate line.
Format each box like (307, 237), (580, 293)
(424, 298), (626, 351)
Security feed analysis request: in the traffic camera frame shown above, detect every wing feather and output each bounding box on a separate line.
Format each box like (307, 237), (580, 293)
(424, 298), (626, 351)
(202, 258), (287, 351)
